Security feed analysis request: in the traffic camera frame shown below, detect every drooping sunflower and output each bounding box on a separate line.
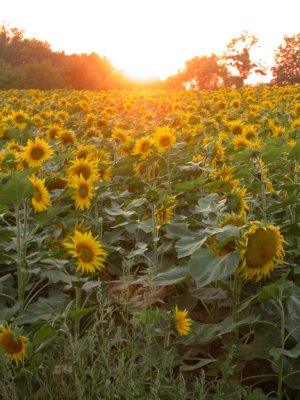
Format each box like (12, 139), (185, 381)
(68, 175), (94, 210)
(64, 230), (107, 274)
(154, 126), (176, 153)
(29, 175), (52, 212)
(21, 137), (53, 168)
(156, 196), (176, 225)
(132, 136), (154, 159)
(226, 186), (250, 214)
(0, 325), (28, 365)
(238, 222), (285, 282)
(174, 306), (192, 336)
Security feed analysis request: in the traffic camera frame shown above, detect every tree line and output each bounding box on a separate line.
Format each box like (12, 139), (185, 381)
(0, 25), (299, 90)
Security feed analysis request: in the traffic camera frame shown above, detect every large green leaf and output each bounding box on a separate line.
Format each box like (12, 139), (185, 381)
(189, 249), (240, 288)
(0, 170), (33, 206)
(152, 266), (190, 286)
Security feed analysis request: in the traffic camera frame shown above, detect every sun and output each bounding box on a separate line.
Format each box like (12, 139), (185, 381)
(120, 61), (160, 82)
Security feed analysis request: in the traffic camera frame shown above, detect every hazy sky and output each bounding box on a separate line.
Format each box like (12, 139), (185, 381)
(1, 0), (299, 80)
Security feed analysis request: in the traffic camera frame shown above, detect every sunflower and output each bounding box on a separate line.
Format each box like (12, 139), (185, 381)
(64, 230), (107, 274)
(10, 110), (29, 129)
(45, 124), (62, 140)
(29, 175), (52, 212)
(228, 120), (245, 136)
(232, 136), (253, 150)
(57, 129), (77, 146)
(209, 213), (247, 256)
(238, 222), (285, 281)
(0, 325), (28, 365)
(156, 196), (176, 225)
(226, 186), (250, 214)
(133, 136), (154, 159)
(112, 128), (131, 146)
(21, 137), (53, 168)
(68, 175), (94, 210)
(154, 127), (176, 153)
(68, 158), (99, 182)
(76, 144), (94, 159)
(85, 113), (95, 126)
(174, 306), (192, 336)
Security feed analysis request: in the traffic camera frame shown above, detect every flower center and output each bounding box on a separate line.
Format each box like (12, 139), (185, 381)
(245, 228), (278, 269)
(33, 188), (42, 202)
(1, 334), (22, 354)
(141, 142), (150, 152)
(233, 126), (243, 135)
(160, 136), (171, 147)
(75, 166), (91, 180)
(15, 115), (25, 124)
(78, 184), (89, 198)
(78, 245), (94, 263)
(31, 146), (45, 160)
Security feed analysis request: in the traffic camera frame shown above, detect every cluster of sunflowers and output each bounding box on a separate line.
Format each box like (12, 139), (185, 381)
(0, 85), (299, 369)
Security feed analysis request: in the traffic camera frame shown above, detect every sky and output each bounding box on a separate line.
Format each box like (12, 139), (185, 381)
(1, 0), (300, 81)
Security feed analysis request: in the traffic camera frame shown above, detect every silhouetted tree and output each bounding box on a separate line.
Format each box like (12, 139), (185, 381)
(182, 54), (227, 90)
(271, 33), (300, 85)
(222, 31), (265, 87)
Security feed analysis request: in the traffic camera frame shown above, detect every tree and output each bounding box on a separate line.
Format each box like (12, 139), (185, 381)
(182, 54), (227, 90)
(222, 31), (265, 87)
(271, 33), (300, 85)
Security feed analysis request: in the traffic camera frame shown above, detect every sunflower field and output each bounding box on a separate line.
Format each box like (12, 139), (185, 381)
(0, 86), (300, 399)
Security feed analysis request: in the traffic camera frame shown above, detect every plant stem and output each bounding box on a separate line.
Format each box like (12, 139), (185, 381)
(277, 298), (285, 400)
(151, 202), (158, 272)
(75, 272), (82, 343)
(231, 274), (241, 339)
(256, 156), (267, 221)
(15, 204), (25, 306)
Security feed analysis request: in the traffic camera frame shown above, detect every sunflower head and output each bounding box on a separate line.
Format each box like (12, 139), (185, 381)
(226, 186), (250, 214)
(238, 222), (286, 282)
(22, 137), (53, 168)
(154, 126), (176, 153)
(174, 306), (192, 336)
(0, 325), (28, 365)
(133, 136), (154, 159)
(29, 175), (52, 213)
(68, 174), (94, 210)
(64, 230), (107, 274)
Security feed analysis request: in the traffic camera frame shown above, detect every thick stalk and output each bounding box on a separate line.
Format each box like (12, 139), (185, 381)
(256, 156), (267, 221)
(277, 299), (285, 400)
(15, 204), (24, 305)
(74, 270), (82, 343)
(151, 202), (158, 272)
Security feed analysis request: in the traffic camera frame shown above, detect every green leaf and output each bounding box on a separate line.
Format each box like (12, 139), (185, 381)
(68, 306), (97, 320)
(189, 249), (240, 288)
(152, 266), (190, 286)
(180, 358), (216, 371)
(175, 237), (207, 258)
(14, 301), (54, 324)
(0, 170), (33, 206)
(258, 277), (293, 301)
(174, 178), (203, 192)
(32, 324), (56, 346)
(269, 343), (300, 362)
(290, 139), (300, 160)
(33, 205), (70, 225)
